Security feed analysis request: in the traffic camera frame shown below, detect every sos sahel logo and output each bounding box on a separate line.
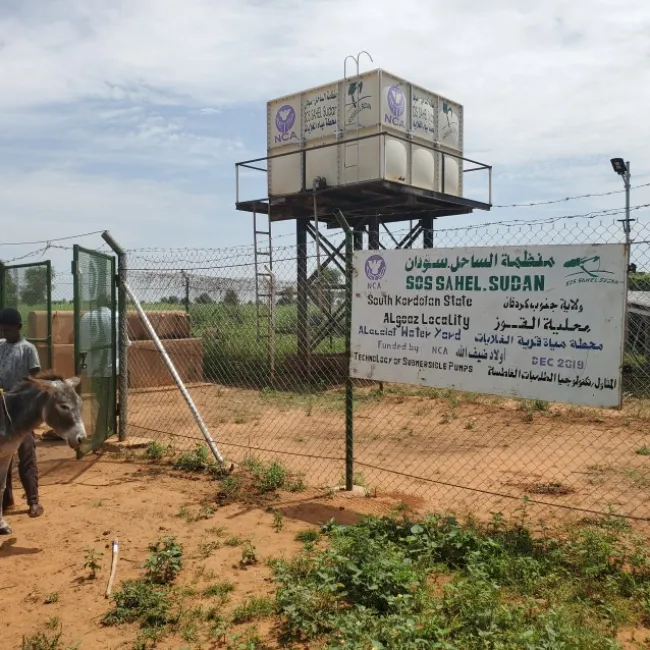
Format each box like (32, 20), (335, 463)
(365, 254), (387, 282)
(563, 254), (622, 286)
(274, 104), (298, 144)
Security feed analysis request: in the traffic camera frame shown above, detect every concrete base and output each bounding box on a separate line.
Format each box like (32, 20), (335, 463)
(330, 484), (368, 497)
(102, 437), (153, 452)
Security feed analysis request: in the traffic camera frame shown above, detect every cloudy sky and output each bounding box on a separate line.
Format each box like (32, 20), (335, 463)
(1, 0), (649, 273)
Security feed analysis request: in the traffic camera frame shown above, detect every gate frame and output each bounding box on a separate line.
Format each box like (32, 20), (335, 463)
(72, 245), (117, 456)
(0, 260), (53, 369)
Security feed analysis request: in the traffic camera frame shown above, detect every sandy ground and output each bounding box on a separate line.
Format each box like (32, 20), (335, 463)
(0, 436), (648, 649)
(0, 438), (413, 649)
(126, 382), (650, 524)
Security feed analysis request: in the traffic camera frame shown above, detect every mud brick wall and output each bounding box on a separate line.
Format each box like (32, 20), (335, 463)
(27, 310), (203, 389)
(128, 339), (204, 389)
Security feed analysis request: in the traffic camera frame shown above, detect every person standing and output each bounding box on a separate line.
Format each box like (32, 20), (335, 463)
(79, 293), (117, 446)
(0, 307), (44, 519)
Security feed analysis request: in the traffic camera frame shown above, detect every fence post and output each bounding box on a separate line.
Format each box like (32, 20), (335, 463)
(123, 278), (226, 466)
(335, 209), (355, 491)
(0, 262), (4, 307)
(182, 271), (190, 313)
(101, 231), (129, 442)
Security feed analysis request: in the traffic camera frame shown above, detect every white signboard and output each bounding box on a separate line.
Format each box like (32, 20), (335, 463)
(351, 245), (628, 407)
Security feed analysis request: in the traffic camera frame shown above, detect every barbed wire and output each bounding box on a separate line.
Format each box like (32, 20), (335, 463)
(124, 207), (650, 268)
(492, 181), (650, 208)
(1, 243), (75, 264)
(5, 204), (650, 270)
(0, 230), (105, 247)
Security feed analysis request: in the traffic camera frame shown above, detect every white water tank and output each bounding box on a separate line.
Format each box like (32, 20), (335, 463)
(266, 68), (464, 199)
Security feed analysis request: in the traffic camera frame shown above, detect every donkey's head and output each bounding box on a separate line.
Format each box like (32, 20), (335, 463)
(27, 373), (87, 450)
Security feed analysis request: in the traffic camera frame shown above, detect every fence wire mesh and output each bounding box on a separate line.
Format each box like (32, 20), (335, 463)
(74, 247), (117, 455)
(122, 215), (650, 524)
(1, 261), (52, 368)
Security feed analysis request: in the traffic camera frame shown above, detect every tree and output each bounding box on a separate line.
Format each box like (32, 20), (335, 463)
(311, 267), (342, 312)
(223, 288), (239, 306)
(21, 266), (55, 306)
(161, 295), (180, 305)
(628, 271), (650, 291)
(195, 292), (214, 304)
(277, 286), (295, 306)
(1, 269), (17, 306)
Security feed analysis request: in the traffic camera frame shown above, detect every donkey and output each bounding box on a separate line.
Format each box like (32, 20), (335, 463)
(0, 372), (87, 535)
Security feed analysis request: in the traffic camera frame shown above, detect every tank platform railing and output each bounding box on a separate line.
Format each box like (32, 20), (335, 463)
(235, 130), (492, 225)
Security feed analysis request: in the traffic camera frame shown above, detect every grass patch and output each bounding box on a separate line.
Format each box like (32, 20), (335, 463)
(102, 535), (184, 637)
(144, 441), (174, 462)
(231, 596), (275, 624)
(216, 456), (305, 507)
(295, 529), (321, 544)
(203, 582), (235, 599)
(173, 444), (227, 478)
(21, 629), (64, 650)
(271, 510), (650, 649)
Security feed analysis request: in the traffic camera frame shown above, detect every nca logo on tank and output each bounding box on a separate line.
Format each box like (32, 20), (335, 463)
(365, 254), (387, 289)
(384, 84), (405, 128)
(274, 104), (299, 144)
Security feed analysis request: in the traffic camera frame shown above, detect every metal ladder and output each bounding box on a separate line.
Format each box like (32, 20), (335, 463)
(253, 207), (274, 342)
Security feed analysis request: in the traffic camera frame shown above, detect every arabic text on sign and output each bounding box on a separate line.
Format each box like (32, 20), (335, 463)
(487, 366), (617, 391)
(404, 250), (556, 273)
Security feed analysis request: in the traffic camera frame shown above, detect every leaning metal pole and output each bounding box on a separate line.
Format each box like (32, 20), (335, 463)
(101, 231), (128, 442)
(335, 209), (354, 491)
(123, 279), (226, 466)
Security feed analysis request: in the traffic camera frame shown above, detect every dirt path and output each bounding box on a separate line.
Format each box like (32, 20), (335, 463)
(0, 439), (403, 649)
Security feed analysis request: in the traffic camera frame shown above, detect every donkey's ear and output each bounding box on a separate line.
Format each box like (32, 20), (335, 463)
(34, 378), (57, 390)
(65, 376), (81, 389)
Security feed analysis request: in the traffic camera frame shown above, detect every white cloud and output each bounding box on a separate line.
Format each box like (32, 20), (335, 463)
(0, 0), (649, 259)
(0, 169), (227, 248)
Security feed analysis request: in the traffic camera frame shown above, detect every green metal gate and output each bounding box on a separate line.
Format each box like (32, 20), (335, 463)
(0, 261), (52, 369)
(73, 246), (117, 457)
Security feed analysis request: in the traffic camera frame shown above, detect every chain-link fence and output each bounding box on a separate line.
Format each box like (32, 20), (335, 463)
(0, 261), (53, 368)
(122, 215), (650, 524)
(73, 246), (117, 455)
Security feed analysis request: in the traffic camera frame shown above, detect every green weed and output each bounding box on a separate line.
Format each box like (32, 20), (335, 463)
(272, 511), (284, 532)
(199, 539), (221, 558)
(21, 628), (63, 650)
(83, 548), (103, 579)
(103, 579), (176, 628)
(203, 582), (235, 600)
(103, 536), (186, 635)
(144, 441), (169, 461)
(240, 542), (258, 566)
(219, 475), (243, 498)
(231, 596), (275, 624)
(295, 529), (320, 543)
(254, 461), (287, 493)
(144, 536), (183, 584)
(45, 617), (60, 630)
(173, 444), (225, 477)
(272, 511), (650, 649)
